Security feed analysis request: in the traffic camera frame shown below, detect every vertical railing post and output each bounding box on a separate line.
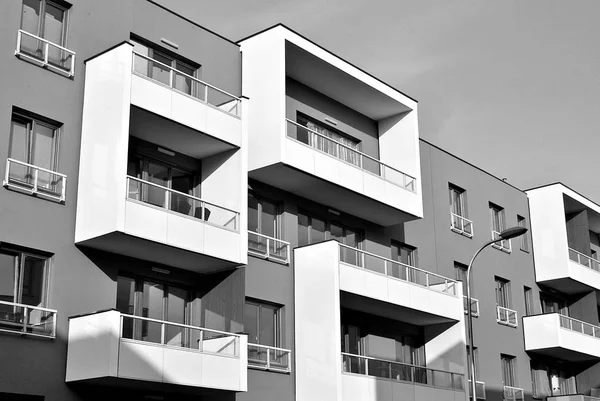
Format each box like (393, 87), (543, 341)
(364, 356), (369, 376)
(44, 41), (49, 65)
(5, 159), (10, 184)
(60, 174), (66, 202)
(204, 85), (209, 103)
(266, 237), (270, 260)
(388, 362), (392, 379)
(21, 306), (29, 334)
(16, 30), (22, 55)
(198, 329), (204, 352)
(266, 347), (271, 370)
(383, 260), (387, 276)
(32, 168), (39, 193)
(160, 322), (166, 345)
(169, 68), (174, 88)
(164, 187), (169, 210)
(361, 250), (365, 269)
(425, 272), (430, 288)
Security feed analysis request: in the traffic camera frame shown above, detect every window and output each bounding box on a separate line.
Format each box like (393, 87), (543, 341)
(20, 0), (69, 57)
(501, 354), (517, 387)
(540, 292), (568, 315)
(298, 211), (362, 249)
(496, 277), (517, 327)
(248, 195), (279, 238)
(244, 299), (282, 347)
(296, 114), (361, 167)
(517, 215), (529, 252)
(466, 346), (480, 381)
(116, 275), (191, 345)
(0, 246), (52, 336)
(531, 361), (576, 398)
(524, 286), (534, 316)
(449, 184), (472, 237)
(127, 155), (202, 216)
(8, 110), (63, 198)
(391, 242), (420, 282)
(131, 38), (200, 97)
(490, 203), (510, 251)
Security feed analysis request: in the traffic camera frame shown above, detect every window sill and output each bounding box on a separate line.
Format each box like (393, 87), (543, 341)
(450, 227), (473, 239)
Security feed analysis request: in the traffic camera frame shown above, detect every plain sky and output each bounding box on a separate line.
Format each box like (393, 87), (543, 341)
(159, 0), (600, 198)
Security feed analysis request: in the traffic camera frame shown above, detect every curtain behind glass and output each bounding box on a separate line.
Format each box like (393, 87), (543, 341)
(305, 121), (360, 167)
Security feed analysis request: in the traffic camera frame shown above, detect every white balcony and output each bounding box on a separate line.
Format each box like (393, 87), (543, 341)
(248, 232), (290, 264)
(504, 386), (524, 401)
(75, 42), (246, 271)
(451, 212), (473, 238)
(337, 243), (463, 322)
(523, 313), (600, 362)
(0, 300), (57, 339)
(15, 29), (76, 77)
(341, 353), (465, 401)
(247, 343), (291, 373)
(131, 51), (242, 147)
(463, 296), (480, 317)
(3, 158), (66, 203)
(66, 310), (247, 392)
(468, 380), (486, 400)
(240, 25), (422, 226)
(491, 230), (512, 253)
(527, 184), (600, 293)
(496, 306), (518, 328)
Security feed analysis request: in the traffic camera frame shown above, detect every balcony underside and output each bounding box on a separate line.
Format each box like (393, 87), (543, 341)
(77, 231), (240, 273)
(526, 346), (600, 363)
(537, 276), (596, 295)
(341, 292), (457, 326)
(250, 163), (418, 226)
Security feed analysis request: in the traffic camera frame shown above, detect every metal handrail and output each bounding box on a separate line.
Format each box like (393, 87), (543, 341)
(503, 385), (524, 401)
(450, 212), (474, 237)
(248, 343), (292, 372)
(0, 299), (57, 339)
(569, 247), (600, 272)
(583, 396), (600, 401)
(119, 313), (240, 357)
(338, 243), (458, 296)
(467, 380), (487, 400)
(558, 313), (600, 338)
(341, 352), (464, 391)
(285, 119), (417, 192)
(16, 29), (76, 76)
(491, 230), (511, 252)
(463, 295), (480, 317)
(4, 158), (67, 202)
(248, 231), (290, 264)
(126, 176), (239, 230)
(496, 305), (518, 327)
(132, 51), (241, 116)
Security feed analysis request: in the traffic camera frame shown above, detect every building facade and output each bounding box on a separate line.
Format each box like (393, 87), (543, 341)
(0, 2), (598, 401)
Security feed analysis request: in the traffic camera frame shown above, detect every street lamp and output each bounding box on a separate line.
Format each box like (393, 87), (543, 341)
(466, 226), (528, 401)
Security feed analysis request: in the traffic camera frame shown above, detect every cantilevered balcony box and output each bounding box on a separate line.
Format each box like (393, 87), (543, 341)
(75, 42), (247, 272)
(293, 241), (468, 401)
(239, 25), (422, 226)
(523, 313), (600, 362)
(65, 310), (247, 392)
(527, 184), (600, 293)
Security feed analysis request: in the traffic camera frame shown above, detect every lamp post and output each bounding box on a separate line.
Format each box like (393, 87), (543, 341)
(466, 226), (528, 401)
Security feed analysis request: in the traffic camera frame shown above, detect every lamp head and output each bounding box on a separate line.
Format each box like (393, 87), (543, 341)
(499, 226), (528, 240)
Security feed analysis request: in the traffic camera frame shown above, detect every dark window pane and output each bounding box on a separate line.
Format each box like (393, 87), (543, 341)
(0, 253), (17, 303)
(310, 217), (326, 243)
(244, 303), (259, 344)
(260, 200), (277, 238)
(248, 197), (259, 233)
(20, 256), (45, 307)
(259, 305), (276, 346)
(298, 213), (309, 247)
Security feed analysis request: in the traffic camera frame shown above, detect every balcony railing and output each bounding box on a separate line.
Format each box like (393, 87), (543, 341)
(559, 314), (600, 338)
(503, 385), (524, 401)
(491, 230), (511, 253)
(569, 248), (600, 273)
(497, 305), (518, 327)
(248, 343), (291, 373)
(584, 396), (600, 401)
(339, 243), (458, 297)
(463, 296), (480, 317)
(285, 119), (417, 193)
(15, 29), (76, 77)
(0, 300), (57, 339)
(468, 380), (487, 400)
(126, 176), (239, 232)
(3, 158), (66, 203)
(120, 313), (241, 357)
(342, 352), (464, 392)
(132, 52), (241, 118)
(451, 212), (473, 238)
(248, 232), (290, 264)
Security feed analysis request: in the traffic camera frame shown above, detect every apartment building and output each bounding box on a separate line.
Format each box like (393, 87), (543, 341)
(0, 2), (594, 401)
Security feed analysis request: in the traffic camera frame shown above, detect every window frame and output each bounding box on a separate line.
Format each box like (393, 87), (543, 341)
(248, 193), (281, 239)
(449, 183), (468, 218)
(524, 286), (534, 316)
(0, 246), (50, 308)
(20, 0), (70, 47)
(392, 241), (418, 267)
(495, 276), (512, 309)
(517, 215), (529, 252)
(501, 354), (517, 387)
(244, 298), (283, 348)
(297, 210), (364, 248)
(9, 110), (61, 173)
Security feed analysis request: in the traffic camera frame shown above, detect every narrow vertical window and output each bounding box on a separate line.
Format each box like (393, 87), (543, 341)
(449, 184), (473, 237)
(501, 354), (517, 387)
(517, 215), (529, 252)
(523, 286), (533, 316)
(490, 203), (510, 251)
